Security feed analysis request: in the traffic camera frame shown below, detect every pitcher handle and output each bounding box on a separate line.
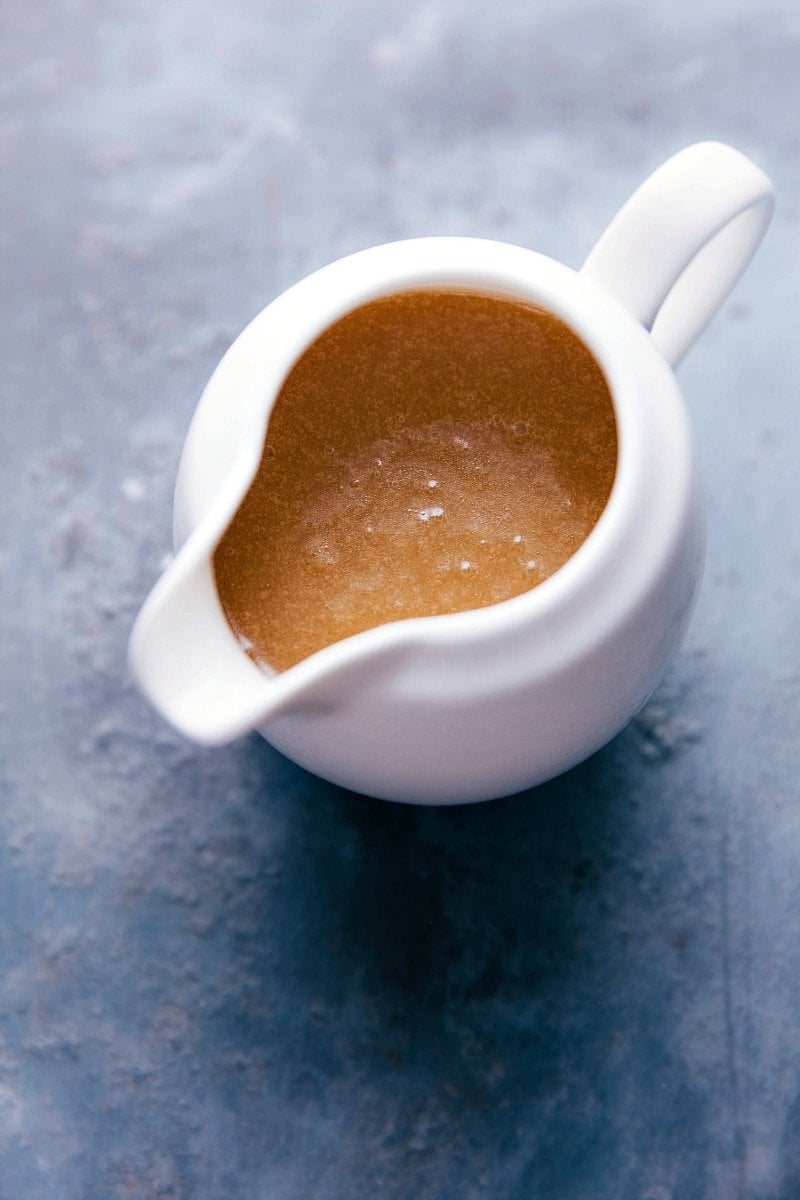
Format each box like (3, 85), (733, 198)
(580, 141), (774, 367)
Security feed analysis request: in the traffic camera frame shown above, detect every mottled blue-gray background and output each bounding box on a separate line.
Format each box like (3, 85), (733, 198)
(1, 2), (799, 1198)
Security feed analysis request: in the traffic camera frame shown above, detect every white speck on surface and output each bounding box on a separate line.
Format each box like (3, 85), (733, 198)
(418, 505), (444, 521)
(513, 533), (522, 544)
(459, 560), (472, 570)
(0, 1081), (24, 1134)
(427, 479), (438, 488)
(526, 559), (538, 569)
(121, 476), (146, 502)
(152, 111), (317, 212)
(634, 703), (705, 761)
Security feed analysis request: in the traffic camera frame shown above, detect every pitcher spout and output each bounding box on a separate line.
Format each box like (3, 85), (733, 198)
(128, 540), (278, 745)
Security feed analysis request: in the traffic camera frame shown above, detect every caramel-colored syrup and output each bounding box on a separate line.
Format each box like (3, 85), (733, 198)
(213, 290), (617, 672)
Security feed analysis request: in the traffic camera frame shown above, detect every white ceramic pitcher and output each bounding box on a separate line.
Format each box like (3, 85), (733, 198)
(129, 142), (773, 804)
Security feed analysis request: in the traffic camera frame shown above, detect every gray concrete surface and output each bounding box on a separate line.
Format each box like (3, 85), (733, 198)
(1, 2), (799, 1197)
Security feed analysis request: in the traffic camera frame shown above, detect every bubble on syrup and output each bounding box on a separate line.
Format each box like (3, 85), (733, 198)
(307, 536), (339, 566)
(526, 559), (538, 570)
(512, 421), (527, 436)
(513, 533), (523, 545)
(427, 479), (439, 489)
(453, 435), (470, 448)
(418, 505), (444, 522)
(459, 560), (472, 571)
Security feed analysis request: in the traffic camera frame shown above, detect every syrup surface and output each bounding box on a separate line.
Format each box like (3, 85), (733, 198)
(213, 290), (617, 671)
